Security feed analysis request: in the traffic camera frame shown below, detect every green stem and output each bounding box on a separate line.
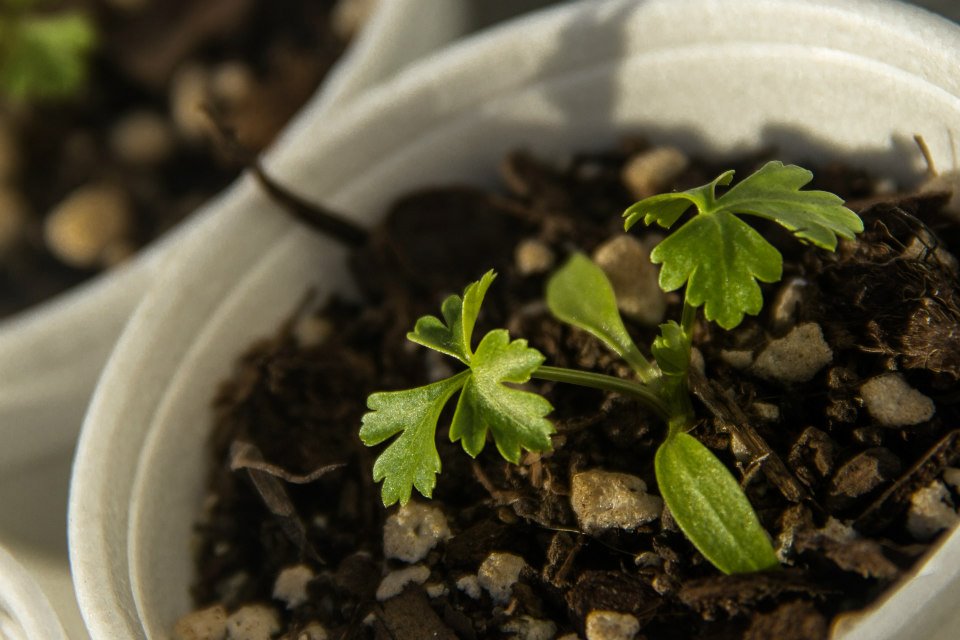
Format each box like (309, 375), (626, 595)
(533, 365), (670, 422)
(662, 300), (699, 435)
(621, 342), (660, 385)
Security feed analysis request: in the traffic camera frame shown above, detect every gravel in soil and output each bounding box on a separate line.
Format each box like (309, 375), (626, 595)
(184, 140), (960, 639)
(0, 0), (356, 317)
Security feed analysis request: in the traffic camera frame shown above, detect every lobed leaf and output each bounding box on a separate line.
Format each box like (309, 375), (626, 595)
(624, 162), (862, 331)
(651, 321), (687, 377)
(624, 171), (733, 231)
(360, 373), (469, 506)
(364, 271), (555, 505)
(655, 432), (780, 574)
(716, 161), (863, 250)
(450, 330), (553, 462)
(652, 211), (782, 329)
(408, 270), (495, 363)
(545, 253), (653, 379)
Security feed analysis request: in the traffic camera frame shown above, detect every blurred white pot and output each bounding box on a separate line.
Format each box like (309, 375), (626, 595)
(0, 1), (483, 638)
(0, 543), (67, 640)
(70, 0), (960, 638)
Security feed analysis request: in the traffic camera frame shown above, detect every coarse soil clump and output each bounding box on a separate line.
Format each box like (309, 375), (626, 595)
(183, 140), (960, 639)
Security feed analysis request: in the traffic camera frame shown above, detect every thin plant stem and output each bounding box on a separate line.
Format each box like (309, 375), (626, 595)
(533, 365), (670, 422)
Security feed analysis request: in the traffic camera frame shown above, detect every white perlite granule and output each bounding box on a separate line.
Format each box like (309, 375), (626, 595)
(860, 373), (936, 427)
(752, 322), (832, 383)
(174, 605), (227, 640)
(592, 235), (666, 326)
(375, 565), (431, 601)
(272, 564), (314, 609)
(225, 604), (281, 640)
(907, 480), (960, 541)
(478, 552), (527, 604)
(571, 470), (662, 533)
(585, 610), (640, 640)
(295, 622), (329, 640)
(383, 501), (452, 563)
(456, 574), (482, 599)
(501, 615), (558, 640)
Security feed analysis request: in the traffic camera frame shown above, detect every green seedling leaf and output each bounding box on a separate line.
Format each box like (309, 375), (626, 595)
(546, 253), (654, 381)
(654, 211), (782, 329)
(360, 373), (469, 506)
(408, 270), (495, 363)
(0, 12), (96, 100)
(363, 272), (554, 505)
(655, 432), (780, 574)
(450, 329), (553, 462)
(651, 321), (687, 377)
(624, 161), (862, 329)
(716, 161), (864, 250)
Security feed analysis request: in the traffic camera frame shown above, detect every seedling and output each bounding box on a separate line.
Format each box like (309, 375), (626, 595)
(0, 0), (96, 101)
(360, 161), (863, 574)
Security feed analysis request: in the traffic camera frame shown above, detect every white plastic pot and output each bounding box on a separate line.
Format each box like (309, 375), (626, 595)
(0, 2), (483, 638)
(0, 544), (67, 640)
(70, 0), (960, 638)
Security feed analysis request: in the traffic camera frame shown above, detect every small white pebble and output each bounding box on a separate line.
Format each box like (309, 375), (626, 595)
(689, 346), (706, 376)
(375, 564), (430, 601)
(478, 552), (527, 604)
(571, 470), (662, 533)
(44, 183), (132, 268)
(210, 61), (255, 106)
(294, 315), (332, 348)
(585, 610), (640, 640)
(752, 323), (832, 383)
(295, 622), (328, 640)
(425, 582), (448, 598)
(634, 551), (661, 568)
(515, 238), (555, 275)
(174, 605), (227, 640)
(907, 480), (960, 541)
(752, 402), (780, 422)
(109, 110), (174, 165)
(861, 373), (935, 427)
(456, 574), (482, 599)
(225, 604), (280, 640)
(592, 235), (666, 326)
(501, 615), (558, 640)
(621, 146), (689, 199)
(272, 564), (314, 609)
(170, 64), (212, 141)
(383, 501), (451, 563)
(720, 349), (753, 370)
(943, 468), (960, 491)
(769, 277), (808, 332)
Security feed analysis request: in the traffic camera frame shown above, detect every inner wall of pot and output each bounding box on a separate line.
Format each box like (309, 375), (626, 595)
(127, 41), (960, 638)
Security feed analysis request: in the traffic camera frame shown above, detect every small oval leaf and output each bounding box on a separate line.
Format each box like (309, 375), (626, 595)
(655, 432), (779, 574)
(546, 253), (653, 380)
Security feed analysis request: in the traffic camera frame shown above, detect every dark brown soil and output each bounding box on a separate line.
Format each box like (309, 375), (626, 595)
(0, 0), (347, 317)
(187, 140), (960, 639)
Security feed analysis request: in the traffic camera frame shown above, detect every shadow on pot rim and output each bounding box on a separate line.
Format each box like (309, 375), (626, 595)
(69, 0), (960, 638)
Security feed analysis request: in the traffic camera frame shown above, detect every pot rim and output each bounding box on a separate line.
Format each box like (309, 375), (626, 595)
(70, 0), (960, 638)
